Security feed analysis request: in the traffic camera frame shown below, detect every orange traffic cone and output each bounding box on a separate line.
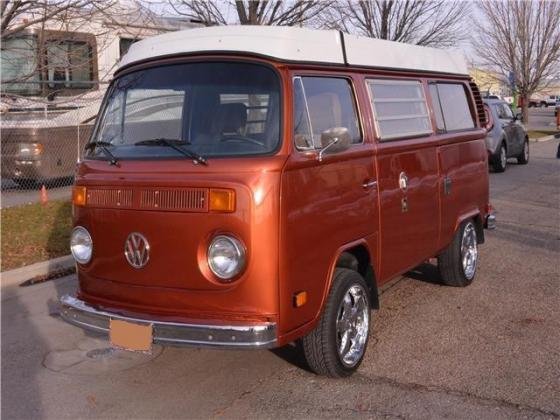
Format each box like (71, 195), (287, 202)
(40, 185), (48, 206)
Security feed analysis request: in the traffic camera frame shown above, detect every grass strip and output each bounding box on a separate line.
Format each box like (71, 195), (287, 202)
(527, 129), (560, 139)
(1, 200), (72, 272)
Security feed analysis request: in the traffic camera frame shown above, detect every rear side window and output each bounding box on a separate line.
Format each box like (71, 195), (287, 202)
(495, 103), (513, 120)
(293, 76), (361, 149)
(429, 84), (445, 132)
(367, 79), (432, 140)
(430, 83), (475, 131)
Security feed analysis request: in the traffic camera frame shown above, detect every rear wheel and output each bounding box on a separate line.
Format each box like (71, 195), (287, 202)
(517, 140), (529, 164)
(438, 220), (479, 287)
(302, 268), (371, 377)
(493, 143), (507, 172)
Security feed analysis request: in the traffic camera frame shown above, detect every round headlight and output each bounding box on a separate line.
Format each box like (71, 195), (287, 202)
(207, 235), (246, 281)
(70, 226), (93, 264)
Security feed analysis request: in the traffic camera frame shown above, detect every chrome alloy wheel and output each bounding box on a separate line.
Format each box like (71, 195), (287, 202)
(523, 142), (529, 161)
(500, 146), (507, 169)
(336, 284), (369, 367)
(461, 222), (478, 280)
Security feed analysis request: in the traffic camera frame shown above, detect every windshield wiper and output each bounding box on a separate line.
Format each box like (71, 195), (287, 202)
(85, 141), (118, 166)
(134, 138), (207, 166)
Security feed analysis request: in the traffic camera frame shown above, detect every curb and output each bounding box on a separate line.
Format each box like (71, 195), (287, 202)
(530, 133), (560, 143)
(0, 255), (74, 289)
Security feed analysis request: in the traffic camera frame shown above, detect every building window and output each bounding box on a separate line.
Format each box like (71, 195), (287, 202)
(367, 79), (432, 140)
(119, 38), (140, 58)
(0, 35), (41, 95)
(429, 83), (475, 131)
(293, 76), (361, 149)
(46, 40), (93, 89)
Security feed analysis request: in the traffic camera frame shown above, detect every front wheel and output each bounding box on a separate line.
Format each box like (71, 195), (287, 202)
(517, 140), (529, 164)
(302, 268), (371, 377)
(438, 220), (479, 287)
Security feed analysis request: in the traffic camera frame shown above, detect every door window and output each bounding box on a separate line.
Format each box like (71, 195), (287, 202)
(292, 76), (361, 149)
(367, 79), (432, 140)
(293, 77), (314, 149)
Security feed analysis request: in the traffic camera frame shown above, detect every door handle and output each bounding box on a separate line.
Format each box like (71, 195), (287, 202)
(399, 172), (408, 191)
(362, 179), (377, 189)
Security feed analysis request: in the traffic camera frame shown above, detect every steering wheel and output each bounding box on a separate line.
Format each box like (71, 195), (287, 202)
(220, 135), (265, 147)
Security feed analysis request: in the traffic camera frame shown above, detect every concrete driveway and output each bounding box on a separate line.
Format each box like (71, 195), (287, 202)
(2, 140), (559, 419)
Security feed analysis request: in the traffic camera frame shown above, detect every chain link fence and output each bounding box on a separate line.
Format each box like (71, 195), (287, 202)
(1, 86), (106, 207)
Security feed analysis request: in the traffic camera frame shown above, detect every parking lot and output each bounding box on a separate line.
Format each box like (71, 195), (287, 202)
(2, 139), (559, 419)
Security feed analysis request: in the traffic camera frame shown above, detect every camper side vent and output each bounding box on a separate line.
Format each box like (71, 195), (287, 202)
(469, 80), (487, 127)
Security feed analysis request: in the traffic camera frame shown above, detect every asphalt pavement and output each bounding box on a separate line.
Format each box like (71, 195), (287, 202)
(1, 140), (559, 419)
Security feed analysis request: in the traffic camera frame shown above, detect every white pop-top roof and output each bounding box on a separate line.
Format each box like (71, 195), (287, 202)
(119, 26), (468, 76)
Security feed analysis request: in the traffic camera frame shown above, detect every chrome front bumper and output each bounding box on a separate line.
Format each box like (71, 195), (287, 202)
(59, 295), (277, 349)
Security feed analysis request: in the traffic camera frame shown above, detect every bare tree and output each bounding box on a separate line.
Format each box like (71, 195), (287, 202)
(0, 0), (196, 111)
(475, 0), (560, 123)
(322, 0), (469, 47)
(170, 0), (325, 26)
(1, 0), (117, 88)
(0, 0), (112, 39)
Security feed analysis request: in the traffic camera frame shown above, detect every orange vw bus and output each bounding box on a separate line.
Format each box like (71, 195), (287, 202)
(61, 26), (495, 377)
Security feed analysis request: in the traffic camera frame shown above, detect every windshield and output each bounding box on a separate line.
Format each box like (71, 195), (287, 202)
(89, 62), (281, 160)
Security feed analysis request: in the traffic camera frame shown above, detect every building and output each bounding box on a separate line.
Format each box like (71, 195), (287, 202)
(469, 67), (508, 99)
(1, 2), (199, 112)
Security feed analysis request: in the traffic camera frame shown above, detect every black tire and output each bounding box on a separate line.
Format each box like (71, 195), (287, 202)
(492, 143), (507, 172)
(517, 139), (529, 164)
(438, 220), (479, 287)
(302, 268), (371, 377)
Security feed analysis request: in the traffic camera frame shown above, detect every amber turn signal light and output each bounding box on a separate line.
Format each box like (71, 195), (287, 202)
(293, 291), (307, 308)
(72, 186), (87, 206)
(209, 189), (235, 212)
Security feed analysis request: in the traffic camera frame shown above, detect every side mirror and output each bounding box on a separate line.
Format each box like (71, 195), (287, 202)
(514, 112), (523, 122)
(318, 127), (351, 162)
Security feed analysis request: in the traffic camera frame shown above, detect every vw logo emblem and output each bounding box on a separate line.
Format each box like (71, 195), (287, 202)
(124, 232), (150, 269)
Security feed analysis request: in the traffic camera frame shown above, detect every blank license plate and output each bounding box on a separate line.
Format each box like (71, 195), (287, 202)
(110, 319), (153, 352)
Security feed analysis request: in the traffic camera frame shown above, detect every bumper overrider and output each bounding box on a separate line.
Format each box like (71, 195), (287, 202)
(485, 213), (496, 230)
(59, 295), (277, 349)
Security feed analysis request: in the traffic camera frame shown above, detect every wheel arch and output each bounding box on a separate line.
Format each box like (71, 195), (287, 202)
(455, 210), (485, 245)
(332, 242), (379, 310)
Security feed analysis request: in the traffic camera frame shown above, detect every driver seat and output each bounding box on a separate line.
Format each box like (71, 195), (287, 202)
(215, 103), (248, 136)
